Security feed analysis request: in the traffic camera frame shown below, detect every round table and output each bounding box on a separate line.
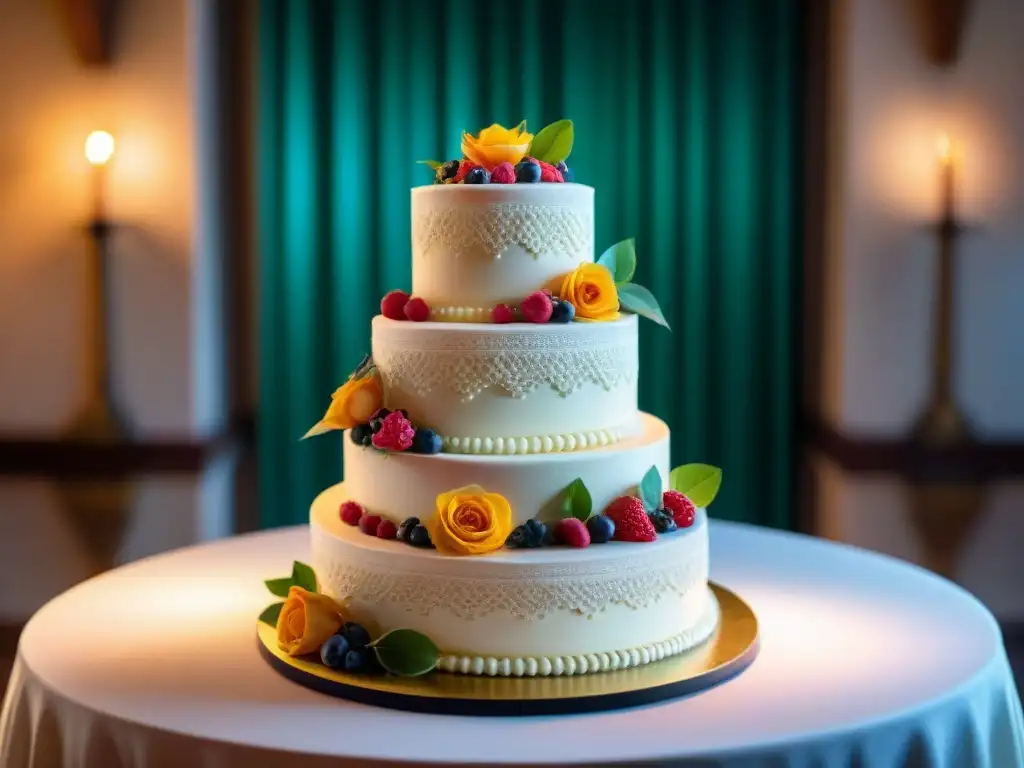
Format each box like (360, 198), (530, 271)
(2, 522), (1022, 768)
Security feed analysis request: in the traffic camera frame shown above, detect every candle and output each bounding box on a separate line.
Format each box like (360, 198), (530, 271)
(84, 130), (116, 222)
(936, 133), (954, 223)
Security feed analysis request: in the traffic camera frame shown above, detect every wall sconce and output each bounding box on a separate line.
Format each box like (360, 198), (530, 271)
(907, 132), (984, 580)
(59, 130), (133, 575)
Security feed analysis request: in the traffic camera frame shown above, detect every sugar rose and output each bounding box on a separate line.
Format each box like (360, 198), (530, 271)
(559, 263), (620, 322)
(427, 485), (513, 556)
(276, 586), (346, 656)
(461, 123), (533, 171)
(303, 373), (382, 438)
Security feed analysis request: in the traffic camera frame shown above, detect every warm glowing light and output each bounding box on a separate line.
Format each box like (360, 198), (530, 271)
(85, 130), (116, 166)
(936, 133), (952, 166)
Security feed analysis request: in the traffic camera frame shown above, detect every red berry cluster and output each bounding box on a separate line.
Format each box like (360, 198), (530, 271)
(339, 500), (398, 540)
(381, 290), (430, 322)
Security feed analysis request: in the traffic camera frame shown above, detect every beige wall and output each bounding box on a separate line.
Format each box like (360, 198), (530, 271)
(821, 0), (1024, 616)
(0, 1), (228, 622)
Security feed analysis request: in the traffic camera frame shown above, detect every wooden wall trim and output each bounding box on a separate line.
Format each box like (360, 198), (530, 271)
(807, 418), (1024, 481)
(0, 415), (254, 479)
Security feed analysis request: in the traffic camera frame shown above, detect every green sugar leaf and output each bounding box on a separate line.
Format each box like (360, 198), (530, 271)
(617, 282), (671, 329)
(264, 577), (293, 598)
(417, 159), (442, 170)
(371, 629), (440, 677)
(669, 464), (723, 508)
(528, 119), (574, 165)
(259, 602), (285, 627)
(597, 239), (637, 284)
(291, 561), (318, 593)
(561, 478), (593, 522)
(639, 465), (662, 512)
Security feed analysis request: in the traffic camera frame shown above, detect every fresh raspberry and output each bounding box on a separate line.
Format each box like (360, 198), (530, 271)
(522, 291), (553, 323)
(403, 296), (430, 322)
(491, 304), (515, 324)
(604, 496), (657, 542)
(453, 160), (473, 183)
(554, 518), (591, 548)
(490, 162), (516, 184)
(535, 159), (564, 183)
(339, 501), (364, 526)
(662, 490), (696, 528)
(371, 412), (416, 451)
(380, 290), (410, 320)
(358, 514), (382, 536)
(376, 519), (398, 539)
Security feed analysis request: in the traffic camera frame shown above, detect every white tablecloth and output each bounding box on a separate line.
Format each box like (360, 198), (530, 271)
(2, 522), (1022, 768)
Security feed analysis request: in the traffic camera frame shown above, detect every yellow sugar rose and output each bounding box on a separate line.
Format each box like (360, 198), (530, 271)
(427, 484), (513, 556)
(303, 373), (382, 438)
(276, 586), (346, 656)
(461, 122), (533, 171)
(559, 263), (620, 321)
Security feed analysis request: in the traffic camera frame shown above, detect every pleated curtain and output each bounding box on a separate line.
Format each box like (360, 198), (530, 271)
(258, 0), (803, 528)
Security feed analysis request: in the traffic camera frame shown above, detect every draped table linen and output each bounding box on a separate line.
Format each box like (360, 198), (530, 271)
(2, 522), (1022, 768)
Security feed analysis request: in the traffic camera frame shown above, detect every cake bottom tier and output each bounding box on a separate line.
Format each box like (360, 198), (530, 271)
(310, 484), (718, 677)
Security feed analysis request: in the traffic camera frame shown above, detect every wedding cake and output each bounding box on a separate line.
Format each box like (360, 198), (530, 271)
(265, 120), (724, 679)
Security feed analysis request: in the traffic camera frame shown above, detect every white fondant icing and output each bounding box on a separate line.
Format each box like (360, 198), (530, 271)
(372, 314), (638, 441)
(342, 413), (668, 527)
(434, 602), (719, 677)
(311, 486), (714, 669)
(411, 184), (594, 307)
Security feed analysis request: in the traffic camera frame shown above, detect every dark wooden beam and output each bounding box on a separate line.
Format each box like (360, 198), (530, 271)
(909, 0), (972, 67)
(53, 0), (119, 66)
(0, 415), (254, 479)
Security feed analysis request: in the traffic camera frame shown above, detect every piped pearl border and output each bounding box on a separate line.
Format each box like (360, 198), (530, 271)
(430, 305), (500, 323)
(442, 427), (623, 455)
(437, 592), (719, 677)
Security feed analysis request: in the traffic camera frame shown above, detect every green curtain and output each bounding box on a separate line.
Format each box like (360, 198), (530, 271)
(258, 0), (802, 528)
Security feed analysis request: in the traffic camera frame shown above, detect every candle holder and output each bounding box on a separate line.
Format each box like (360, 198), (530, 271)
(907, 135), (984, 579)
(59, 132), (134, 575)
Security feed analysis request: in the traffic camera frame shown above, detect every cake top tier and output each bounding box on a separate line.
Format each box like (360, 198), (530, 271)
(421, 119), (576, 185)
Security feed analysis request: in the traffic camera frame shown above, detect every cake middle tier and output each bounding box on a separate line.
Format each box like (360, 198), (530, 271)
(343, 413), (669, 527)
(372, 314), (638, 451)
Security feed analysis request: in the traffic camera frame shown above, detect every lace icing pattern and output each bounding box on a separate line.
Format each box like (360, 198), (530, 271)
(414, 203), (592, 259)
(315, 547), (708, 621)
(374, 326), (637, 400)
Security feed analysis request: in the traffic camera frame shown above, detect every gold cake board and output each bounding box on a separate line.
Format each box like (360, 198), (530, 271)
(257, 582), (757, 716)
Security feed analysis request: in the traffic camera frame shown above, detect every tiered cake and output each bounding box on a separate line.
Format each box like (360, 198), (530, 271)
(295, 121), (722, 678)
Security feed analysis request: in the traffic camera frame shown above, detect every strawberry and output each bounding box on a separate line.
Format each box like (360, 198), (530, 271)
(604, 496), (657, 542)
(453, 160), (473, 183)
(662, 490), (696, 528)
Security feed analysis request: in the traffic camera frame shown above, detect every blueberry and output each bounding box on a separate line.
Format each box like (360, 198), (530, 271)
(412, 428), (443, 454)
(398, 516), (420, 542)
(505, 527), (528, 548)
(370, 408), (391, 422)
(344, 647), (373, 673)
(350, 424), (371, 445)
(341, 621), (371, 649)
(549, 300), (575, 323)
(360, 431), (374, 447)
(369, 418), (383, 434)
(648, 510), (677, 534)
(515, 161), (541, 183)
(464, 167), (490, 184)
(408, 525), (433, 548)
(320, 634), (350, 668)
(439, 159), (460, 181)
(586, 514), (615, 544)
(556, 161), (574, 182)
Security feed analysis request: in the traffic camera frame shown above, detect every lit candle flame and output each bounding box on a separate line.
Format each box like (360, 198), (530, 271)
(85, 131), (116, 166)
(936, 133), (952, 166)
